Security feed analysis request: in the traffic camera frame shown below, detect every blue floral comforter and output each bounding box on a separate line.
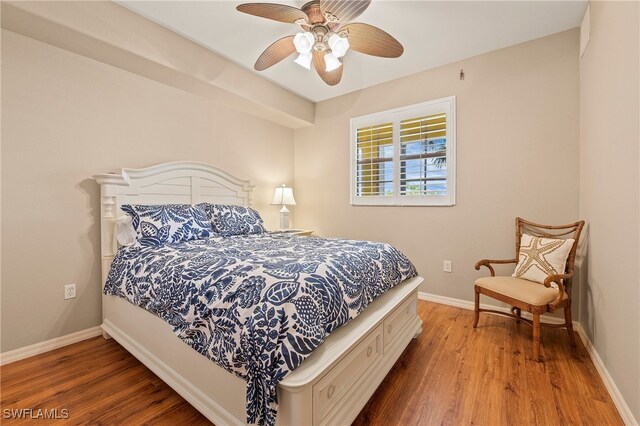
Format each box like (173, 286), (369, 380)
(104, 233), (417, 425)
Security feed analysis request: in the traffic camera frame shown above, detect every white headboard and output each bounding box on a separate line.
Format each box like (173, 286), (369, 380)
(93, 161), (254, 284)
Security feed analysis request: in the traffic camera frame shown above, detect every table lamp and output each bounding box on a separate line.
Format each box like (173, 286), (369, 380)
(271, 184), (296, 230)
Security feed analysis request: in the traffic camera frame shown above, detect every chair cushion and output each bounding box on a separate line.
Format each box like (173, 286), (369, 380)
(475, 276), (568, 306)
(512, 234), (574, 284)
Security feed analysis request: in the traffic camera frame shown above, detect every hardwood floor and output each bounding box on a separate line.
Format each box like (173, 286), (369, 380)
(353, 302), (622, 426)
(0, 336), (206, 425)
(0, 301), (623, 425)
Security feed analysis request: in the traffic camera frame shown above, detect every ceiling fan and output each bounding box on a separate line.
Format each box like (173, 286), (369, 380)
(236, 0), (404, 86)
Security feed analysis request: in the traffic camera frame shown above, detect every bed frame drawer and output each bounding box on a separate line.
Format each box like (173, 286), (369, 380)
(312, 324), (383, 425)
(383, 295), (415, 347)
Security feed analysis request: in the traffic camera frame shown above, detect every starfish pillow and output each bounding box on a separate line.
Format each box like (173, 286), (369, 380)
(512, 234), (575, 285)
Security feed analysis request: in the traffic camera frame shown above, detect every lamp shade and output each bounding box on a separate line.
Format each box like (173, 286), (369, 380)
(293, 32), (314, 54)
(324, 52), (342, 72)
(271, 185), (297, 205)
(294, 52), (312, 70)
(328, 34), (349, 58)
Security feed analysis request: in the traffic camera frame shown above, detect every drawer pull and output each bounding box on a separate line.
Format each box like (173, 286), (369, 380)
(327, 385), (335, 398)
(367, 346), (373, 357)
(387, 324), (393, 333)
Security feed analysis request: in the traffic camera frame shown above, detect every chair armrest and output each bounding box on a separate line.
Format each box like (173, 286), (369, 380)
(544, 273), (572, 309)
(474, 259), (518, 277)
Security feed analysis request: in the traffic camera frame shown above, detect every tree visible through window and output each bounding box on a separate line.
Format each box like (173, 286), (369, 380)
(351, 97), (456, 206)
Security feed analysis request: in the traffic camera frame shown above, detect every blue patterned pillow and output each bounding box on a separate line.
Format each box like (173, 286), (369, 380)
(201, 204), (266, 237)
(121, 204), (213, 247)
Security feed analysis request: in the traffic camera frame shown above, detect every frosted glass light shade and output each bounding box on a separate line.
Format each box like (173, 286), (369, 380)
(271, 185), (297, 205)
(328, 34), (349, 58)
(294, 52), (312, 70)
(324, 52), (342, 72)
(293, 32), (314, 54)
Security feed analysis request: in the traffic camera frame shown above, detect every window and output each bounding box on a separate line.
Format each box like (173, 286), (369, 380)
(351, 96), (456, 206)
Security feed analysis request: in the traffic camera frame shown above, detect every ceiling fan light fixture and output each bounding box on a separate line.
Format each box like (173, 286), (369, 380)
(324, 52), (342, 72)
(294, 52), (313, 70)
(237, 0), (404, 86)
(328, 34), (349, 58)
(293, 32), (315, 54)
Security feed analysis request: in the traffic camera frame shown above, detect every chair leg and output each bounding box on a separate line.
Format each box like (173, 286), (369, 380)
(564, 305), (577, 348)
(510, 306), (522, 323)
(533, 313), (541, 361)
(473, 287), (480, 328)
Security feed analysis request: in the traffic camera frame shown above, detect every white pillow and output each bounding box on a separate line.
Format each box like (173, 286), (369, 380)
(116, 215), (137, 247)
(512, 234), (574, 284)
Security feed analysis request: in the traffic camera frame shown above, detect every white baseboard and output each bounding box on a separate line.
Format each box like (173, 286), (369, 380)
(2, 299), (636, 426)
(0, 326), (103, 366)
(419, 291), (637, 426)
(417, 291), (570, 325)
(575, 324), (638, 426)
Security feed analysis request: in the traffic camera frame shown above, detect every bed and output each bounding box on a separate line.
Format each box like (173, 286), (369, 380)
(94, 161), (423, 425)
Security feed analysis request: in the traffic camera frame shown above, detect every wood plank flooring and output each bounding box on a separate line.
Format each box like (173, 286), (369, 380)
(0, 301), (623, 425)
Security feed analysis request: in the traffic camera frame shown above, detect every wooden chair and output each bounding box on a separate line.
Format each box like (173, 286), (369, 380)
(473, 217), (585, 361)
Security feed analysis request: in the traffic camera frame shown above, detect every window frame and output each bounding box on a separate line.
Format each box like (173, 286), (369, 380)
(350, 96), (456, 207)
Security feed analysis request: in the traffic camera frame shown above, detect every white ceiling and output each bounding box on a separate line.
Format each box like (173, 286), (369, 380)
(120, 1), (587, 102)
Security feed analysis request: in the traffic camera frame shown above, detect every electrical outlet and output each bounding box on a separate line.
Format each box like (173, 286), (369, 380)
(64, 283), (76, 300)
(443, 260), (452, 273)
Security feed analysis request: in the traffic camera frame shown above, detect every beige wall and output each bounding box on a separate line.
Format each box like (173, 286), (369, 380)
(579, 1), (640, 422)
(1, 2), (638, 419)
(294, 30), (581, 304)
(0, 29), (295, 352)
(1, 1), (314, 128)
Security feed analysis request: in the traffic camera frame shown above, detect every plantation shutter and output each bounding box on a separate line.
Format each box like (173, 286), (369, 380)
(355, 122), (394, 197)
(399, 113), (448, 196)
(351, 96), (456, 206)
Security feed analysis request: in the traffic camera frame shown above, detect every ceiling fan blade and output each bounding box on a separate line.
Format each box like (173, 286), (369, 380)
(254, 35), (296, 71)
(319, 0), (371, 24)
(340, 23), (403, 58)
(312, 50), (343, 86)
(237, 3), (308, 24)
